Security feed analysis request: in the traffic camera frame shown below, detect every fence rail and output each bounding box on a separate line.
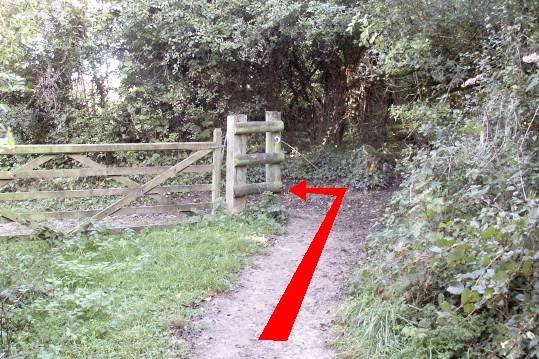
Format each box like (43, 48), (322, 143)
(0, 141), (218, 155)
(0, 184), (213, 201)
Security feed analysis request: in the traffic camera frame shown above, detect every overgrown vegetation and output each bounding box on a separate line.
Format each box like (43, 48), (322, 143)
(335, 0), (538, 358)
(0, 0), (374, 146)
(0, 210), (282, 357)
(283, 145), (396, 190)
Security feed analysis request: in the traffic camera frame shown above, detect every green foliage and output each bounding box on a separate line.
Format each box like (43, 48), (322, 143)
(283, 146), (396, 190)
(338, 0), (539, 357)
(335, 280), (407, 358)
(390, 102), (452, 143)
(113, 0), (361, 143)
(245, 191), (288, 224)
(0, 0), (384, 146)
(0, 215), (281, 357)
(0, 0), (117, 144)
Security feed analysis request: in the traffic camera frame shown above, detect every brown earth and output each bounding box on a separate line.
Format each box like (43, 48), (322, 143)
(188, 189), (392, 359)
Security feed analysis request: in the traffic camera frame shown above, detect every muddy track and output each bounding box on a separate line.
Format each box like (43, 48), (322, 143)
(188, 189), (392, 359)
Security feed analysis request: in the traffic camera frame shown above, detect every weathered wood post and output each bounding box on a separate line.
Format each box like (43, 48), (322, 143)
(211, 128), (223, 214)
(225, 115), (247, 212)
(265, 111), (282, 186)
(225, 112), (283, 213)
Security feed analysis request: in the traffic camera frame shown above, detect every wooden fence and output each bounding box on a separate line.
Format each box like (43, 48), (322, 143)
(0, 110), (285, 237)
(0, 129), (222, 235)
(225, 111), (284, 212)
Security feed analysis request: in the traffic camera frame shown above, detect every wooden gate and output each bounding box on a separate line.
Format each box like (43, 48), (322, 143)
(225, 111), (284, 212)
(0, 129), (222, 236)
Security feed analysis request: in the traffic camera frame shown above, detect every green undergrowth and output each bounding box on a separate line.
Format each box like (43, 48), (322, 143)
(284, 145), (397, 189)
(0, 204), (283, 358)
(247, 144), (397, 189)
(335, 1), (538, 357)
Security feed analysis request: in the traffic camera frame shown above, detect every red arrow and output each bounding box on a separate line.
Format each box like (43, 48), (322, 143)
(259, 180), (347, 341)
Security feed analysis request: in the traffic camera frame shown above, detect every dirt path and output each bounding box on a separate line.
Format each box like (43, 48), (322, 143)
(189, 189), (391, 359)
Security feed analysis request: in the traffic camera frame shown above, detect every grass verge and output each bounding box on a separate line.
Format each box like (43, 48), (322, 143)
(1, 214), (281, 358)
(334, 272), (407, 359)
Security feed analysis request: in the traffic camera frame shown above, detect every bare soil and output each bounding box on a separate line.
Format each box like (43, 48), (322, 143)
(0, 192), (211, 237)
(0, 212), (189, 237)
(188, 189), (392, 359)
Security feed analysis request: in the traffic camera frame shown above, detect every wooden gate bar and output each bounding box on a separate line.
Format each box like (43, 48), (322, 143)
(234, 120), (284, 135)
(0, 141), (218, 155)
(226, 115), (248, 212)
(70, 154), (141, 189)
(22, 203), (212, 221)
(234, 153), (284, 167)
(0, 155), (56, 188)
(69, 154), (175, 206)
(0, 165), (213, 180)
(265, 111), (282, 186)
(234, 181), (283, 197)
(211, 128), (223, 213)
(0, 184), (213, 201)
(0, 208), (39, 229)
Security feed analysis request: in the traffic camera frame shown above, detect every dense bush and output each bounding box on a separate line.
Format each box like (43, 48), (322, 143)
(1, 0), (388, 146)
(337, 0), (539, 357)
(0, 0), (116, 144)
(281, 145), (396, 189)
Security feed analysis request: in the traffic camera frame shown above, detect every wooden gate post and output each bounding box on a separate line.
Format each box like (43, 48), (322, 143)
(226, 115), (247, 212)
(265, 111), (282, 185)
(225, 112), (284, 213)
(211, 128), (223, 214)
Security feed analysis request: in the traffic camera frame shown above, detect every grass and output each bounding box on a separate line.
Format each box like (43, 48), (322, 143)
(334, 267), (488, 359)
(334, 277), (407, 359)
(1, 214), (281, 358)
